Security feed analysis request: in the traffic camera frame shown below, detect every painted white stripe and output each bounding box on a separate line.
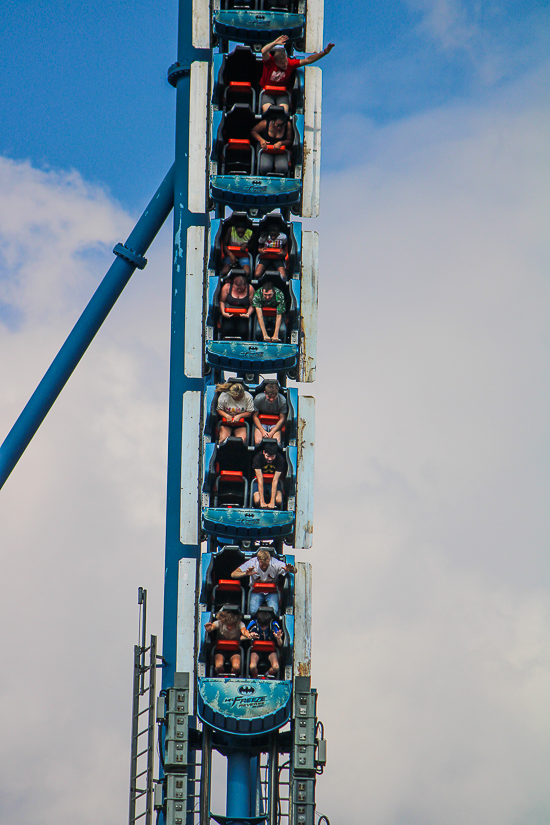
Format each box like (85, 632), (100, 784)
(299, 231), (318, 383)
(189, 62), (209, 213)
(176, 558), (198, 710)
(192, 0), (211, 49)
(305, 0), (324, 53)
(184, 226), (205, 379)
(295, 396), (315, 548)
(294, 562), (312, 677)
(180, 391), (201, 545)
(302, 66), (322, 218)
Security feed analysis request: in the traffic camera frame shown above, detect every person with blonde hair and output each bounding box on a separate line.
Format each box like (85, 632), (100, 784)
(216, 380), (254, 444)
(231, 548), (296, 614)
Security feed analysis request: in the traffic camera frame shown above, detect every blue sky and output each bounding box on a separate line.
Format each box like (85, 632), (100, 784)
(1, 0), (548, 204)
(1, 2), (549, 825)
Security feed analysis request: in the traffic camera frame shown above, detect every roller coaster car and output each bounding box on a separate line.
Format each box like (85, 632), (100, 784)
(213, 10), (305, 47)
(213, 45), (304, 116)
(208, 211), (301, 281)
(219, 0), (302, 11)
(206, 273), (299, 357)
(212, 105), (301, 180)
(210, 107), (304, 209)
(202, 443), (297, 540)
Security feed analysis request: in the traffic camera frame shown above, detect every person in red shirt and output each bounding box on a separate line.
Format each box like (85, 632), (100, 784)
(260, 35), (335, 114)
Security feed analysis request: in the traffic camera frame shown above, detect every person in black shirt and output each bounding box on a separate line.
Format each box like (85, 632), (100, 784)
(252, 439), (286, 509)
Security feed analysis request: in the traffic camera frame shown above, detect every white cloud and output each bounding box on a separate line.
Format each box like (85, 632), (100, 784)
(0, 157), (171, 824)
(402, 0), (550, 85)
(407, 0), (478, 51)
(0, 62), (549, 825)
(308, 67), (550, 823)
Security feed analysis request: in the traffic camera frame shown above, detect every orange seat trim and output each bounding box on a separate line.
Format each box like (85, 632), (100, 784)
(252, 640), (276, 652)
(215, 640), (241, 651)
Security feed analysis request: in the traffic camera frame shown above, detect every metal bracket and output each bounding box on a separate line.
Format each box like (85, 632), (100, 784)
(168, 60), (192, 87)
(113, 243), (147, 270)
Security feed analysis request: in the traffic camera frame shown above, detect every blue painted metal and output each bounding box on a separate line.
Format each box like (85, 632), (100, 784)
(161, 0), (210, 693)
(198, 678), (292, 734)
(210, 175), (301, 208)
(202, 507), (295, 540)
(0, 165), (175, 492)
(205, 340), (298, 372)
(227, 750), (252, 824)
(213, 11), (305, 43)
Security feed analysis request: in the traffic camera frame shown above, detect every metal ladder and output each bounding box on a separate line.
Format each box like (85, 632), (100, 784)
(129, 588), (158, 825)
(277, 760), (292, 825)
(186, 742), (204, 824)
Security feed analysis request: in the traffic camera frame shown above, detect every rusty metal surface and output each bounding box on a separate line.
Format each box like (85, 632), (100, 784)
(293, 562), (312, 677)
(298, 232), (318, 383)
(305, 0), (324, 53)
(301, 66), (322, 218)
(295, 397), (315, 549)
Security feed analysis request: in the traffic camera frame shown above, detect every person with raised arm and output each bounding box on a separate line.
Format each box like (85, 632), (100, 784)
(260, 35), (335, 113)
(231, 548), (297, 614)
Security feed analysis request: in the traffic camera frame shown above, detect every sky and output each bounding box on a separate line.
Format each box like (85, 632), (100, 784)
(0, 1), (549, 824)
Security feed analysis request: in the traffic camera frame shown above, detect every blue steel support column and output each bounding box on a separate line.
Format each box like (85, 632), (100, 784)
(0, 165), (175, 491)
(162, 0), (210, 690)
(227, 751), (252, 824)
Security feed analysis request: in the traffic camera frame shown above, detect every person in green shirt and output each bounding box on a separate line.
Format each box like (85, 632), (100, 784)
(252, 281), (286, 342)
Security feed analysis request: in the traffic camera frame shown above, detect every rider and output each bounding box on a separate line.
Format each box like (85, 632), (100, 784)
(260, 36), (335, 114)
(252, 281), (286, 342)
(205, 607), (251, 677)
(231, 548), (297, 613)
(247, 607), (284, 679)
(253, 381), (288, 445)
(251, 439), (286, 509)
